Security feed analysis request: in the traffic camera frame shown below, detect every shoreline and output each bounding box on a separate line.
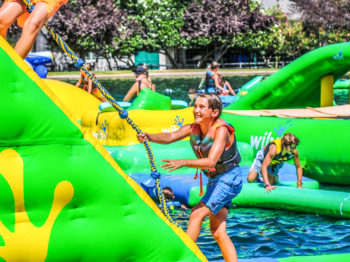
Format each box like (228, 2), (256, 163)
(47, 69), (278, 80)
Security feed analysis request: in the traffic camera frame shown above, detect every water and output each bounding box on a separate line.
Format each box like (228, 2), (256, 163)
(65, 76), (349, 105)
(63, 76), (350, 260)
(64, 76), (255, 103)
(173, 208), (350, 261)
(334, 89), (349, 105)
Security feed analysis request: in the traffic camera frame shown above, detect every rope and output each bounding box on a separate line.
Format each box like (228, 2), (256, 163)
(22, 0), (177, 225)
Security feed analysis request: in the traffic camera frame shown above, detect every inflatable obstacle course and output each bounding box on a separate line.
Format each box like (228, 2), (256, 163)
(0, 36), (206, 261)
(105, 140), (255, 175)
(80, 102), (350, 185)
(226, 42), (350, 110)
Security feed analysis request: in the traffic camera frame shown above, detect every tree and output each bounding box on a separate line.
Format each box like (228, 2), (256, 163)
(235, 5), (312, 67)
(290, 0), (350, 46)
(181, 0), (276, 67)
(49, 0), (139, 69)
(118, 0), (192, 69)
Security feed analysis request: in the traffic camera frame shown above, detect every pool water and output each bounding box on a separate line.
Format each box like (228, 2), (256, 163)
(64, 76), (255, 103)
(64, 76), (349, 105)
(171, 164), (350, 260)
(173, 207), (350, 261)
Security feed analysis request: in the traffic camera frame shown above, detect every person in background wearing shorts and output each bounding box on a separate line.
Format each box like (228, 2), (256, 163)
(137, 93), (242, 262)
(0, 0), (68, 58)
(247, 133), (303, 192)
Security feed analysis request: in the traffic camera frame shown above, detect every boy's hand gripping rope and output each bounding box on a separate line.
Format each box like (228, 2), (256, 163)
(22, 0), (177, 226)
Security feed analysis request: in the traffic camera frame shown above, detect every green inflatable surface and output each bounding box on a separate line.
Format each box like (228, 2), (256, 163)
(0, 38), (205, 261)
(222, 113), (350, 185)
(106, 140), (255, 175)
(128, 88), (172, 110)
(225, 42), (350, 110)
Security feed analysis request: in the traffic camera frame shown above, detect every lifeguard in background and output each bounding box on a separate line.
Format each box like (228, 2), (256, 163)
(75, 63), (107, 102)
(0, 0), (68, 58)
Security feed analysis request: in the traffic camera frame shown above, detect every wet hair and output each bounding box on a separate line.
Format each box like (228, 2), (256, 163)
(162, 187), (174, 201)
(210, 61), (219, 70)
(196, 93), (222, 118)
(281, 133), (300, 147)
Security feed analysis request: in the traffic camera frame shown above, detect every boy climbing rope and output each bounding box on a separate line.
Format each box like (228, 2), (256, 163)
(247, 133), (303, 192)
(0, 0), (68, 58)
(137, 93), (242, 262)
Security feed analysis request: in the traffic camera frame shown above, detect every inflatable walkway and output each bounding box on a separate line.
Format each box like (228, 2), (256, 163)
(225, 42), (350, 110)
(0, 37), (206, 261)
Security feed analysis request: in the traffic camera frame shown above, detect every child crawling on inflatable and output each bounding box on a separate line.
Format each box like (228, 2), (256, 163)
(137, 93), (242, 262)
(247, 133), (303, 193)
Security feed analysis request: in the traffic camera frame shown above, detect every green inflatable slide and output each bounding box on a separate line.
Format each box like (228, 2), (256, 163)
(0, 37), (206, 261)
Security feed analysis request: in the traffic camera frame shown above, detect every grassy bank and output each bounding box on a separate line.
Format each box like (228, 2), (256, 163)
(47, 68), (278, 79)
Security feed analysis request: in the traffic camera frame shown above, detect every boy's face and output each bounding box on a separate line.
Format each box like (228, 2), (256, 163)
(284, 144), (296, 153)
(193, 97), (219, 124)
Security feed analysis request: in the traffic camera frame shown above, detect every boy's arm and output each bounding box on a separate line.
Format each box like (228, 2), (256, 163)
(123, 84), (137, 102)
(75, 76), (82, 87)
(181, 204), (189, 210)
(213, 74), (225, 92)
(226, 81), (236, 96)
(87, 79), (93, 93)
(261, 145), (277, 192)
(161, 126), (228, 171)
(137, 124), (191, 145)
(293, 149), (303, 188)
(198, 76), (205, 89)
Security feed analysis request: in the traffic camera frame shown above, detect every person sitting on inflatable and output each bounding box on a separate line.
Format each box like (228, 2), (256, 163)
(75, 63), (106, 102)
(199, 61), (230, 95)
(218, 75), (236, 96)
(123, 64), (155, 102)
(0, 0), (68, 59)
(137, 93), (242, 262)
(247, 133), (303, 192)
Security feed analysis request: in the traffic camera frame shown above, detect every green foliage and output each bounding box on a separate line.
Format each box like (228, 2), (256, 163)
(119, 0), (189, 51)
(6, 0), (350, 68)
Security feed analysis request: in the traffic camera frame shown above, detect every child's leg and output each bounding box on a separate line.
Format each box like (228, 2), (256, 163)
(0, 1), (25, 38)
(186, 202), (210, 242)
(247, 169), (258, 182)
(210, 208), (237, 262)
(14, 2), (47, 58)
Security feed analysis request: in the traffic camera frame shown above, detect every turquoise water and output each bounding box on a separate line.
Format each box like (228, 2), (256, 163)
(64, 76), (350, 260)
